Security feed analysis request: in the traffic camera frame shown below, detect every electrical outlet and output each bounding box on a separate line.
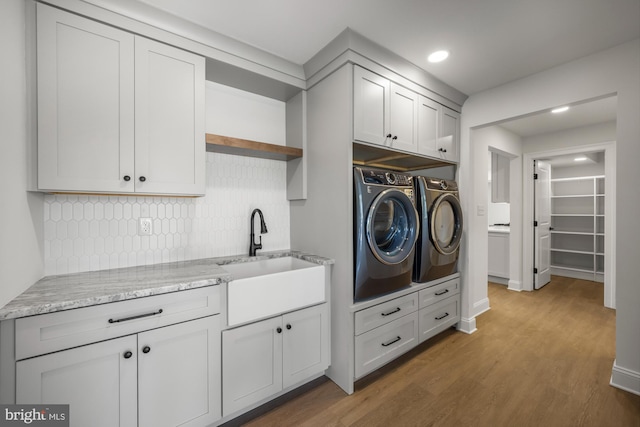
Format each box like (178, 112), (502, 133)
(138, 218), (152, 236)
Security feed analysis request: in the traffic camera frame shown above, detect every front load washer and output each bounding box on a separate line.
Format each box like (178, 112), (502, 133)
(353, 167), (419, 302)
(413, 176), (463, 283)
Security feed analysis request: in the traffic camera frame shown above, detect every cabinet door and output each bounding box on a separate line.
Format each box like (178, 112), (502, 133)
(138, 316), (220, 427)
(437, 106), (460, 162)
(353, 66), (390, 146)
(417, 96), (440, 157)
(282, 304), (330, 389)
(222, 317), (283, 416)
(37, 4), (135, 193)
(134, 37), (205, 196)
(388, 83), (419, 153)
(16, 335), (137, 427)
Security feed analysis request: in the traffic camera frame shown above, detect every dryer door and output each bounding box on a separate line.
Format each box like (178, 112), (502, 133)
(366, 188), (419, 265)
(429, 193), (463, 255)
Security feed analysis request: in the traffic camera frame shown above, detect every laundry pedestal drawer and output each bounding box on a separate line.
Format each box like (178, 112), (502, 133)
(354, 311), (419, 379)
(418, 294), (460, 343)
(354, 292), (419, 335)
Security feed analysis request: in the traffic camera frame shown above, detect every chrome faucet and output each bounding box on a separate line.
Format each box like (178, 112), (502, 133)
(249, 208), (268, 256)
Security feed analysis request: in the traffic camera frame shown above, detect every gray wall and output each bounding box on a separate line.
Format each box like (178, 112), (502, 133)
(460, 38), (640, 392)
(0, 0), (44, 309)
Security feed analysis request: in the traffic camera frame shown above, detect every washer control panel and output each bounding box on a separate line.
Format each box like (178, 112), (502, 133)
(359, 168), (412, 187)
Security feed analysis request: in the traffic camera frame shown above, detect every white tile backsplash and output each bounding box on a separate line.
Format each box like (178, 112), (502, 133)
(43, 152), (291, 275)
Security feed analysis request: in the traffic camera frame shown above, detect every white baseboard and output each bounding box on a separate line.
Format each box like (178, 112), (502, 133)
(610, 360), (640, 396)
(474, 297), (490, 317)
(488, 275), (508, 285)
(507, 280), (522, 292)
(457, 316), (477, 334)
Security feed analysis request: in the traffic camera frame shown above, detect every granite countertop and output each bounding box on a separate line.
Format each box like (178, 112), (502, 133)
(0, 250), (334, 321)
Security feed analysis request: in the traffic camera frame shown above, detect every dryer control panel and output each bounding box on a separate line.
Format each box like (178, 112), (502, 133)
(359, 168), (412, 187)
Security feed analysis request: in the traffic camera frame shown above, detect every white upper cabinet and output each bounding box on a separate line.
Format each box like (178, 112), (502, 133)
(353, 66), (419, 152)
(36, 4), (205, 196)
(37, 4), (135, 193)
(353, 66), (390, 146)
(417, 96), (440, 157)
(438, 106), (460, 163)
(388, 83), (419, 153)
(354, 65), (459, 163)
(418, 96), (460, 163)
(134, 37), (205, 195)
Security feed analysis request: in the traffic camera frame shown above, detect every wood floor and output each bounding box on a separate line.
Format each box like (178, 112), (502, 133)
(233, 277), (640, 427)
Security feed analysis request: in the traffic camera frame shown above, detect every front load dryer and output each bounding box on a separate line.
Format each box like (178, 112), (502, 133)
(413, 176), (463, 283)
(353, 167), (419, 302)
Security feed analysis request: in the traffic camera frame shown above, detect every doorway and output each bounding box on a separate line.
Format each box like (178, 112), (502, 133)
(524, 142), (616, 308)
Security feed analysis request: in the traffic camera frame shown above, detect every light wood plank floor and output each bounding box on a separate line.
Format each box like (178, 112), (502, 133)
(230, 277), (640, 427)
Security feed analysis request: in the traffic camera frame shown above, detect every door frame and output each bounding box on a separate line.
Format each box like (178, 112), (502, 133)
(522, 141), (616, 308)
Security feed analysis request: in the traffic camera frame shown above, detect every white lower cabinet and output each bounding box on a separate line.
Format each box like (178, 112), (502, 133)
(17, 335), (138, 427)
(222, 303), (329, 417)
(15, 287), (222, 427)
(138, 317), (220, 427)
(354, 276), (460, 379)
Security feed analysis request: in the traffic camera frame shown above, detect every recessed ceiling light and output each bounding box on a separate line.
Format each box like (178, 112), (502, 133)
(574, 156), (587, 162)
(551, 106), (570, 114)
(428, 50), (449, 63)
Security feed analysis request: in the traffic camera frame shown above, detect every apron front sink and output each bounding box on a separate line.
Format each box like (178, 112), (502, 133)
(223, 257), (326, 326)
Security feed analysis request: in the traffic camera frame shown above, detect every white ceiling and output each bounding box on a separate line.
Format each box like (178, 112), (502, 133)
(137, 0), (640, 96)
(497, 95), (618, 138)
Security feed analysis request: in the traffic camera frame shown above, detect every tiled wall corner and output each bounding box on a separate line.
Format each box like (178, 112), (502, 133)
(43, 152), (291, 275)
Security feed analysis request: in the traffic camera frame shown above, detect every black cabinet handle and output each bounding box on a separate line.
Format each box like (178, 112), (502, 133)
(142, 346), (151, 354)
(381, 336), (401, 347)
(392, 135), (398, 140)
(435, 312), (450, 321)
(123, 175), (131, 182)
(286, 324), (292, 330)
(435, 289), (449, 296)
(438, 147), (447, 153)
(109, 309), (163, 324)
(139, 176), (146, 182)
(123, 351), (133, 359)
(276, 327), (282, 333)
(385, 133), (392, 138)
(381, 307), (401, 317)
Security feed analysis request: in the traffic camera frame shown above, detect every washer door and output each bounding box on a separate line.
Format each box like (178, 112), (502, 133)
(429, 193), (463, 255)
(366, 188), (419, 265)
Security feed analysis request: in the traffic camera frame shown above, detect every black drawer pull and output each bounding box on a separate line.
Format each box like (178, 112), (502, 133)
(109, 309), (163, 324)
(381, 336), (401, 347)
(435, 289), (449, 296)
(435, 312), (450, 321)
(381, 307), (401, 317)
(123, 351), (133, 359)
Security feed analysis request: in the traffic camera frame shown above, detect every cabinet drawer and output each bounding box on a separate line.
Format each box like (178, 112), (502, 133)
(15, 286), (220, 360)
(418, 294), (459, 344)
(354, 311), (419, 379)
(355, 292), (419, 335)
(418, 277), (460, 309)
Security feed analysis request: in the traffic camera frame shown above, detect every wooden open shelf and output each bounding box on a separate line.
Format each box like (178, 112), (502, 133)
(205, 133), (302, 161)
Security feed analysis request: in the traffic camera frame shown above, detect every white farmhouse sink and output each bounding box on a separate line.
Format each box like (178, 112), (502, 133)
(224, 257), (326, 326)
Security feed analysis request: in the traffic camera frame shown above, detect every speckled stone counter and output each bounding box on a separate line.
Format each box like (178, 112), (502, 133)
(0, 250), (334, 321)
